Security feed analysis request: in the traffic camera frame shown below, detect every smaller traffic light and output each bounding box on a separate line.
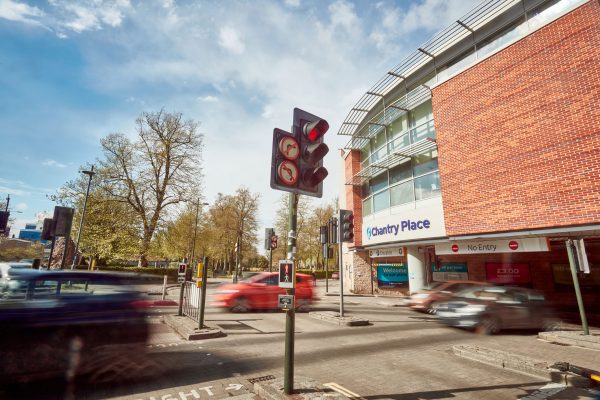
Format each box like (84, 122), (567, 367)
(0, 211), (9, 233)
(339, 209), (354, 243)
(320, 225), (328, 244)
(271, 235), (278, 250)
(41, 218), (54, 241)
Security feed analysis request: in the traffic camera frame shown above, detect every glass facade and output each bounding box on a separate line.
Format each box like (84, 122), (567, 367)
(361, 100), (441, 216)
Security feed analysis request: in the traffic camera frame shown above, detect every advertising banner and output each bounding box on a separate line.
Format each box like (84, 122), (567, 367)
(432, 262), (468, 282)
(485, 262), (531, 284)
(375, 263), (408, 288)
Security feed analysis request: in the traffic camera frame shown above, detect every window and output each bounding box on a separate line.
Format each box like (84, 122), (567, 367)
(413, 150), (438, 177)
(414, 171), (441, 200)
(389, 162), (412, 184)
(390, 181), (414, 206)
(370, 172), (388, 193)
(373, 190), (390, 212)
(362, 197), (372, 216)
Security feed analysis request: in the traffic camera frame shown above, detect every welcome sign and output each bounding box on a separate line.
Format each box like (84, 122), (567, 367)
(375, 263), (408, 288)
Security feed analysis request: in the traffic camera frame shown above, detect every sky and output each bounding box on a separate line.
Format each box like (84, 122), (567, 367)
(0, 0), (480, 243)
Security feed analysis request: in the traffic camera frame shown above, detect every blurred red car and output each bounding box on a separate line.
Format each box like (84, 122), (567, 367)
(213, 272), (316, 312)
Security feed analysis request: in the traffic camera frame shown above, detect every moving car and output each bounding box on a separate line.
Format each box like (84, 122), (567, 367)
(0, 261), (32, 291)
(213, 271), (316, 312)
(408, 280), (489, 313)
(0, 269), (153, 384)
(434, 285), (558, 334)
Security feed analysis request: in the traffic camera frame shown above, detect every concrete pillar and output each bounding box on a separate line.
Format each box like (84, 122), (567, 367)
(407, 246), (426, 293)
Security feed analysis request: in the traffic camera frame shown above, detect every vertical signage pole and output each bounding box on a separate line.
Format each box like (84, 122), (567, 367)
(339, 232), (344, 317)
(284, 192), (298, 395)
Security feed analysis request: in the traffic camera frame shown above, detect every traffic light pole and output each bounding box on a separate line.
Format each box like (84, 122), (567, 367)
(269, 248), (273, 273)
(338, 236), (344, 317)
(284, 192), (298, 395)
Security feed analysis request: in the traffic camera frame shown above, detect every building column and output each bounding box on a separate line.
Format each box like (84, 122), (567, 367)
(407, 246), (426, 293)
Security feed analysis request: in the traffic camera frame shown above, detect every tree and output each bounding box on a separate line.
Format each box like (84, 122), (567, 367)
(273, 194), (312, 266)
(100, 110), (203, 267)
(51, 165), (140, 265)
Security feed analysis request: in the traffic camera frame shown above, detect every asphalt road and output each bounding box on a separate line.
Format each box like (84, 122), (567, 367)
(3, 282), (598, 400)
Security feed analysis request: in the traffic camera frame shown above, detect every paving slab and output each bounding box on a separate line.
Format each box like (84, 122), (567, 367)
(308, 311), (369, 326)
(253, 376), (349, 400)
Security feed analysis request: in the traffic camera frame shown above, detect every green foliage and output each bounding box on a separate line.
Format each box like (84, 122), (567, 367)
(0, 239), (44, 262)
(96, 265), (179, 283)
(297, 269), (338, 279)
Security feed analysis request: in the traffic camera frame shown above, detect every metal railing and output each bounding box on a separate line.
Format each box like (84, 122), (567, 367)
(181, 282), (202, 322)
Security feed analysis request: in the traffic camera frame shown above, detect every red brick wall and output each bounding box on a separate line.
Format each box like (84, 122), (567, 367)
(432, 1), (600, 236)
(344, 150), (363, 246)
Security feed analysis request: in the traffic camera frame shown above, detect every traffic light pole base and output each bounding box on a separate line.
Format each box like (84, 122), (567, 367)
(253, 375), (348, 400)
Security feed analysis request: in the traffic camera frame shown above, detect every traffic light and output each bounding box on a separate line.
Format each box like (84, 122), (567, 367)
(339, 209), (354, 243)
(294, 108), (329, 197)
(264, 228), (275, 250)
(270, 108), (329, 198)
(41, 218), (54, 241)
(320, 225), (328, 244)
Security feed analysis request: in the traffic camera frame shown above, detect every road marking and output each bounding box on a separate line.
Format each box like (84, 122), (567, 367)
(518, 383), (566, 400)
(323, 382), (365, 399)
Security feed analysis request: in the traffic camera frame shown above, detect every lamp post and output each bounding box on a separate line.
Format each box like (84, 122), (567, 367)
(71, 166), (95, 270)
(190, 199), (209, 272)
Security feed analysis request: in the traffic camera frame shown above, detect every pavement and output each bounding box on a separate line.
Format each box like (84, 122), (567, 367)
(149, 277), (600, 400)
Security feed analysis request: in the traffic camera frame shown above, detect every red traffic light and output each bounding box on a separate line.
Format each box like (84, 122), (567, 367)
(303, 119), (329, 141)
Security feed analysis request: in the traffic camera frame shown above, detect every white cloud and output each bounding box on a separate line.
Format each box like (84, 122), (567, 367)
(329, 0), (359, 32)
(0, 0), (44, 25)
(197, 95), (218, 103)
(218, 26), (245, 54)
(284, 0), (300, 7)
(14, 202), (28, 211)
(42, 159), (67, 168)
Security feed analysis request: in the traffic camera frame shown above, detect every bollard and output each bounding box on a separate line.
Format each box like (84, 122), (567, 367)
(162, 275), (167, 301)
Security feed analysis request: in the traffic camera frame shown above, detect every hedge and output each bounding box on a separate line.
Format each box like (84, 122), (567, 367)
(92, 265), (179, 283)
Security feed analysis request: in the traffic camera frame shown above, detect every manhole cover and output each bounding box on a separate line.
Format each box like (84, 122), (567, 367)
(248, 375), (276, 384)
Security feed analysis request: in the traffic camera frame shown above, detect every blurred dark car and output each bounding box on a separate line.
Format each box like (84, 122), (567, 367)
(213, 271), (316, 312)
(408, 280), (489, 313)
(0, 269), (153, 384)
(434, 286), (558, 334)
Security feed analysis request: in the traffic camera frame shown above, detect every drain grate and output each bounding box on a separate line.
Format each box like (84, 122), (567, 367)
(217, 322), (252, 330)
(247, 375), (276, 384)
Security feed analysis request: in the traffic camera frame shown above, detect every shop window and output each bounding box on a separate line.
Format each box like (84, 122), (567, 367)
(390, 181), (414, 206)
(373, 189), (390, 212)
(414, 171), (441, 201)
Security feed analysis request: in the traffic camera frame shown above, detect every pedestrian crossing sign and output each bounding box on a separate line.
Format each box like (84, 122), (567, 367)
(278, 260), (294, 289)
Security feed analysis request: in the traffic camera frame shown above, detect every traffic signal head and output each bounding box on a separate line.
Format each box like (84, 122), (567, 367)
(339, 209), (354, 243)
(294, 108), (329, 197)
(0, 211), (8, 233)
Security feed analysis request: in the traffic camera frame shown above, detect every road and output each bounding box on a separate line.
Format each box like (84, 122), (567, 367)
(4, 281), (599, 400)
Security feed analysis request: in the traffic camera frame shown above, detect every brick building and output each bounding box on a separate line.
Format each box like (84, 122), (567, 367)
(337, 0), (599, 311)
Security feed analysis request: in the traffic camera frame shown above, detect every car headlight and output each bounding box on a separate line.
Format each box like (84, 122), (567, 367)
(412, 293), (430, 299)
(215, 289), (239, 294)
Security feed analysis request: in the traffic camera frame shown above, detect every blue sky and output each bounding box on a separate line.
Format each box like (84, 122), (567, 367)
(0, 0), (480, 239)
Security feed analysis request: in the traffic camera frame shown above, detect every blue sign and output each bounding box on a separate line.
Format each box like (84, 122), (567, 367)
(376, 263), (408, 288)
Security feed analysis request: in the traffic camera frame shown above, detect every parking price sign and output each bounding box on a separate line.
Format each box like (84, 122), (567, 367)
(278, 260), (294, 289)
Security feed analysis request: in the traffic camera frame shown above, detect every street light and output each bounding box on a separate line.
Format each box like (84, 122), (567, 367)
(71, 166), (95, 270)
(190, 199), (209, 271)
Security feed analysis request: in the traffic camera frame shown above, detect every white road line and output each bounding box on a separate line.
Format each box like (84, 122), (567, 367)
(323, 382), (365, 399)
